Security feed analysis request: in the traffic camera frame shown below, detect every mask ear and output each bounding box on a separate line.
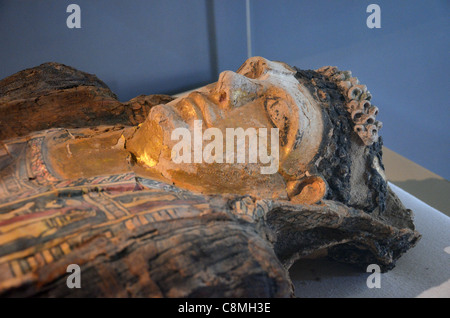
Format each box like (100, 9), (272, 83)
(286, 175), (327, 205)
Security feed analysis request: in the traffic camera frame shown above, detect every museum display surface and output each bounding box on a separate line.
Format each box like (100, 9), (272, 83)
(0, 57), (421, 297)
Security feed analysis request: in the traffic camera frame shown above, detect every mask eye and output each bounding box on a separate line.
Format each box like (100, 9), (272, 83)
(216, 71), (261, 109)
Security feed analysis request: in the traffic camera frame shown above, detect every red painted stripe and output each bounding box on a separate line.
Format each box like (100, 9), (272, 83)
(127, 199), (205, 214)
(0, 203), (94, 227)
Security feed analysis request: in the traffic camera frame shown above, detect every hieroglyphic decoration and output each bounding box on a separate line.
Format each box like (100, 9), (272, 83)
(0, 132), (217, 292)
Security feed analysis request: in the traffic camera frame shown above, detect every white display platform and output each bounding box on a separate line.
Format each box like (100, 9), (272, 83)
(289, 183), (450, 298)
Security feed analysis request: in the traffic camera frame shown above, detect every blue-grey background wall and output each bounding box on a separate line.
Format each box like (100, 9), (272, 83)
(0, 0), (448, 179)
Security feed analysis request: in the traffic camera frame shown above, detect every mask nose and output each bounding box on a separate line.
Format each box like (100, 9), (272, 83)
(216, 71), (261, 108)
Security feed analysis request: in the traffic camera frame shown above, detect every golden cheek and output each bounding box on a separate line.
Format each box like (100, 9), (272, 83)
(126, 119), (164, 168)
(229, 89), (258, 108)
(174, 99), (202, 122)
